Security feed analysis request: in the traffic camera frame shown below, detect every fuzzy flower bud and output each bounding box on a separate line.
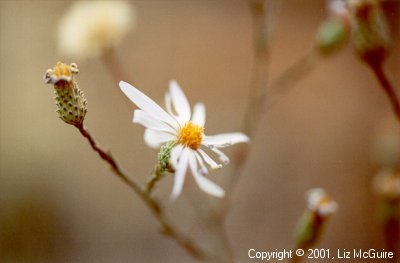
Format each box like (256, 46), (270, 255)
(316, 17), (349, 55)
(374, 169), (400, 200)
(348, 0), (391, 66)
(44, 62), (87, 126)
(295, 188), (337, 249)
(315, 0), (351, 55)
(158, 141), (176, 173)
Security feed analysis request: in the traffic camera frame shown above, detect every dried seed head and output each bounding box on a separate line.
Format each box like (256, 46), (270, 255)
(44, 62), (87, 126)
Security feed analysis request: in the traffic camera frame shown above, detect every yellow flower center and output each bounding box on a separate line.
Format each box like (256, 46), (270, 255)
(53, 62), (72, 78)
(318, 195), (332, 207)
(178, 121), (204, 150)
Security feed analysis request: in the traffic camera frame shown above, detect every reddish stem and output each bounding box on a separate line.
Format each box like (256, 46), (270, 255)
(74, 123), (207, 260)
(369, 64), (400, 124)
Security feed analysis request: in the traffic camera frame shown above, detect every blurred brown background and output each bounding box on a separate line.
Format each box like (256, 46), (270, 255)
(1, 0), (399, 262)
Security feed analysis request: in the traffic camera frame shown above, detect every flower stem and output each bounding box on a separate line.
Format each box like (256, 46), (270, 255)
(368, 63), (400, 124)
(74, 123), (206, 261)
(146, 165), (166, 193)
(227, 51), (319, 197)
(290, 253), (303, 263)
(102, 48), (131, 84)
(382, 199), (399, 262)
(75, 123), (144, 196)
(241, 0), (272, 138)
(260, 51), (319, 114)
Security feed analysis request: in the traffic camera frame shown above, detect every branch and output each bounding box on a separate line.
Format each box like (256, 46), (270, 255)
(102, 48), (132, 84)
(74, 123), (207, 261)
(369, 64), (400, 124)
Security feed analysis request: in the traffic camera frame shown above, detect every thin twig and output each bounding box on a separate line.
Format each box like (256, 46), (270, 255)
(223, 0), (320, 203)
(241, 0), (272, 138)
(369, 63), (400, 124)
(382, 199), (399, 262)
(218, 0), (272, 207)
(102, 48), (132, 84)
(261, 51), (319, 113)
(290, 254), (303, 263)
(225, 51), (319, 201)
(74, 123), (207, 260)
(146, 165), (166, 193)
(384, 217), (399, 262)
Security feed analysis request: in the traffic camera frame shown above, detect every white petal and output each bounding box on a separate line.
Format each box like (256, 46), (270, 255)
(144, 129), (175, 149)
(171, 147), (190, 200)
(191, 103), (206, 127)
(188, 151), (224, 197)
(319, 202), (338, 216)
(193, 173), (225, 197)
(165, 93), (177, 117)
(209, 146), (230, 165)
(120, 81), (179, 129)
(197, 148), (222, 170)
(170, 144), (184, 169)
(203, 132), (249, 148)
(169, 80), (191, 123)
(306, 188), (325, 210)
(194, 151), (208, 175)
(133, 110), (177, 134)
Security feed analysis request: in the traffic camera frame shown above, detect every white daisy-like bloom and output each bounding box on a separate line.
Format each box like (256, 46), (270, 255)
(58, 1), (135, 60)
(120, 80), (250, 199)
(306, 188), (338, 217)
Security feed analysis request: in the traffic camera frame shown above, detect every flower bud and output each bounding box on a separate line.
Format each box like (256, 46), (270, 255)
(295, 188), (337, 249)
(44, 62), (87, 126)
(374, 169), (400, 200)
(348, 0), (391, 66)
(157, 141), (176, 173)
(316, 17), (349, 55)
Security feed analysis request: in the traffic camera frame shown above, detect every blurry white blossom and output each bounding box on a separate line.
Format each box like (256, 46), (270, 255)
(327, 0), (349, 18)
(58, 1), (135, 60)
(307, 188), (338, 216)
(373, 169), (400, 199)
(120, 81), (249, 199)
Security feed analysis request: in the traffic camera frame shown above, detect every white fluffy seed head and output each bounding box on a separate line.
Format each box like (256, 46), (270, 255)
(58, 1), (136, 60)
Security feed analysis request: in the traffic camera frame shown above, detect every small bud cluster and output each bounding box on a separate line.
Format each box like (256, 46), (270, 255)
(44, 62), (87, 126)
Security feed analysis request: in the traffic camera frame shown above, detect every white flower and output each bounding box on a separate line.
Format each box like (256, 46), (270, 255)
(58, 1), (135, 60)
(306, 188), (338, 216)
(120, 80), (249, 199)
